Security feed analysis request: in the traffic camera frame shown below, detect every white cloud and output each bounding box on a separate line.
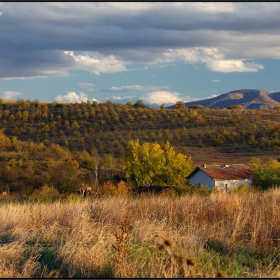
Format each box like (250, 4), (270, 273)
(206, 60), (264, 72)
(167, 2), (236, 13)
(139, 91), (199, 106)
(112, 96), (121, 100)
(77, 83), (94, 87)
(65, 51), (126, 75)
(55, 91), (99, 103)
(1, 91), (23, 99)
(212, 80), (220, 82)
(112, 95), (135, 100)
(104, 85), (170, 92)
(206, 94), (218, 98)
(158, 47), (266, 73)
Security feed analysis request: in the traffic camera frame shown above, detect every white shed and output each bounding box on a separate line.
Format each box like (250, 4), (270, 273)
(187, 164), (255, 190)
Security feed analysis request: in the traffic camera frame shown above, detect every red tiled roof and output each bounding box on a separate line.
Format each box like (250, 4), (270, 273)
(187, 164), (255, 180)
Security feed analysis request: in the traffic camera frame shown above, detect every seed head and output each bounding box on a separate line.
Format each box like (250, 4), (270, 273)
(164, 239), (172, 247)
(186, 258), (196, 266)
(216, 271), (226, 278)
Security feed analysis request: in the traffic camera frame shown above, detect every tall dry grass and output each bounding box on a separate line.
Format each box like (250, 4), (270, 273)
(1, 189), (280, 277)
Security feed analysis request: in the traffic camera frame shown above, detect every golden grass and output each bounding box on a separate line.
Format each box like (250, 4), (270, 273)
(1, 189), (280, 277)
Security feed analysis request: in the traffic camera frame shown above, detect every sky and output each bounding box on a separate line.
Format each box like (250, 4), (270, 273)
(1, 2), (280, 107)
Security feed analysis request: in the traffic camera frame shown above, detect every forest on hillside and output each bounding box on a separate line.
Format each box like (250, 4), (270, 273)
(1, 99), (280, 156)
(1, 99), (280, 198)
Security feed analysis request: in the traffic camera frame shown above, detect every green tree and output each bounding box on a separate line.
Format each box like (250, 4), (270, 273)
(104, 154), (114, 170)
(122, 140), (165, 186)
(134, 100), (149, 108)
(248, 157), (280, 189)
(72, 120), (80, 129)
(0, 129), (11, 151)
(161, 141), (193, 186)
(127, 101), (134, 107)
(122, 140), (192, 186)
(174, 101), (185, 109)
(227, 104), (243, 109)
(22, 110), (29, 121)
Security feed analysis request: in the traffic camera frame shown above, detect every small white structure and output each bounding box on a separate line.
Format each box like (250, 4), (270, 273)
(187, 164), (255, 190)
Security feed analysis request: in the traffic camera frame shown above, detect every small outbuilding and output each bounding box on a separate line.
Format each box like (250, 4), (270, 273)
(187, 164), (255, 190)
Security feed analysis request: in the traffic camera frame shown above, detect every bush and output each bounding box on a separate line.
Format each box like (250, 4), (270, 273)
(188, 105), (209, 110)
(100, 180), (130, 197)
(29, 185), (60, 203)
(67, 193), (82, 202)
(174, 101), (186, 109)
(227, 104), (243, 109)
(166, 185), (190, 197)
(231, 184), (252, 194)
(189, 184), (212, 196)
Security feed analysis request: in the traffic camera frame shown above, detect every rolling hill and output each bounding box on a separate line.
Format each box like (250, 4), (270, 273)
(172, 89), (280, 109)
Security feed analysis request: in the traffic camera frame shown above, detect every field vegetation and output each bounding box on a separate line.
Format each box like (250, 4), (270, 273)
(1, 189), (280, 278)
(1, 99), (280, 278)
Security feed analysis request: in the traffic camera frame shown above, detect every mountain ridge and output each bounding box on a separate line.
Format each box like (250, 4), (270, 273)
(170, 89), (280, 109)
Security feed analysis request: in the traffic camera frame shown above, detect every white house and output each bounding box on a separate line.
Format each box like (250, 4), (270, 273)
(187, 164), (255, 190)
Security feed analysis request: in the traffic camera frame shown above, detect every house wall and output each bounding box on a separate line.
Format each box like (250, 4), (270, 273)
(188, 169), (215, 189)
(188, 169), (253, 190)
(214, 179), (252, 189)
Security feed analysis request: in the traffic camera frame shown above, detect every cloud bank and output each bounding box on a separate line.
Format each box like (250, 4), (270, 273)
(108, 91), (199, 107)
(139, 91), (199, 106)
(1, 3), (280, 78)
(1, 91), (23, 99)
(55, 92), (99, 103)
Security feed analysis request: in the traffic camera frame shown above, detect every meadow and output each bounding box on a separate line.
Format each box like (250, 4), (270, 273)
(1, 188), (280, 278)
(1, 101), (280, 278)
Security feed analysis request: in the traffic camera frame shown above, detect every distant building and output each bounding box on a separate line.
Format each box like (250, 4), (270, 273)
(187, 164), (255, 190)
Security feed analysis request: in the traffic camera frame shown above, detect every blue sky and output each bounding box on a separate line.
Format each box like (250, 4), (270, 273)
(0, 2), (280, 107)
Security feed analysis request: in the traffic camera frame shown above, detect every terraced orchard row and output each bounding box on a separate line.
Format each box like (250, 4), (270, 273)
(1, 100), (280, 157)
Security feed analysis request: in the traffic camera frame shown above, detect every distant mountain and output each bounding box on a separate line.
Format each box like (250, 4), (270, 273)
(170, 89), (280, 109)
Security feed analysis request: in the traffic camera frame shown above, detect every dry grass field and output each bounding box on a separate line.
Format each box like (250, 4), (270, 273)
(1, 189), (280, 278)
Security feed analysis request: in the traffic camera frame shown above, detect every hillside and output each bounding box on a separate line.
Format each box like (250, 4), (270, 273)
(1, 100), (280, 195)
(0, 100), (280, 161)
(174, 89), (280, 109)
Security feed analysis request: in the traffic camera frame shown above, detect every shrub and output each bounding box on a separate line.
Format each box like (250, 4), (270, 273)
(67, 193), (82, 202)
(29, 184), (60, 203)
(231, 184), (252, 194)
(100, 180), (130, 197)
(188, 104), (209, 110)
(101, 181), (117, 196)
(116, 180), (130, 196)
(227, 104), (243, 109)
(189, 184), (212, 196)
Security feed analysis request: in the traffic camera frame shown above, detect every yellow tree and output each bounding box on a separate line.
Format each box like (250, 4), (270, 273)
(122, 140), (192, 186)
(0, 129), (11, 151)
(161, 141), (193, 186)
(249, 157), (280, 189)
(122, 139), (165, 186)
